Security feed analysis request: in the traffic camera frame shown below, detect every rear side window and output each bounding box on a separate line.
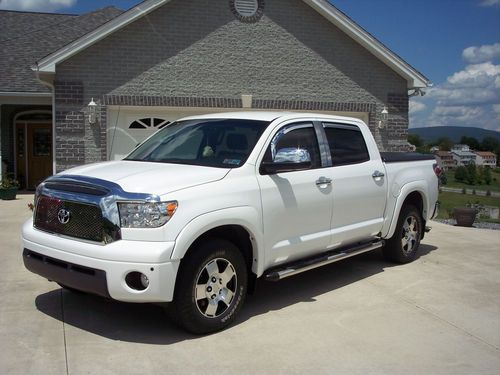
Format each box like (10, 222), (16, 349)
(323, 124), (370, 166)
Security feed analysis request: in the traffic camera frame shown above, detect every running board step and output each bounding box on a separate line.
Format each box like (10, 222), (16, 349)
(264, 240), (384, 281)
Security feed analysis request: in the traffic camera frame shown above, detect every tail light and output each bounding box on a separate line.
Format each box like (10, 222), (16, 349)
(433, 163), (443, 177)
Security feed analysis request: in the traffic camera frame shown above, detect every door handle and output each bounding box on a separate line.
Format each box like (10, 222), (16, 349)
(316, 177), (332, 186)
(372, 170), (385, 179)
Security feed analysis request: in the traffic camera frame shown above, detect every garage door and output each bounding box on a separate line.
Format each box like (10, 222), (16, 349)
(106, 106), (369, 161)
(107, 106), (229, 160)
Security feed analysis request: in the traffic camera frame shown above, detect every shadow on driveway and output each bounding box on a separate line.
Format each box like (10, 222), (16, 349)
(35, 245), (437, 344)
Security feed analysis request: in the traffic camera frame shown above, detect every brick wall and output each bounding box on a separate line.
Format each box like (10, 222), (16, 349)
(54, 80), (107, 172)
(54, 0), (411, 170)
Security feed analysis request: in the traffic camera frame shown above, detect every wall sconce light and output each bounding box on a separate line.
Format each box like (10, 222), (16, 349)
(88, 98), (97, 124)
(378, 106), (389, 129)
(241, 94), (253, 109)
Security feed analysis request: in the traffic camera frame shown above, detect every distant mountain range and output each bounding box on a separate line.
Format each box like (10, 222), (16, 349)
(409, 126), (500, 143)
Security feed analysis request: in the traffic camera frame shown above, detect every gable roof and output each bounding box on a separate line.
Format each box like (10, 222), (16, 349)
(33, 0), (430, 89)
(0, 7), (123, 93)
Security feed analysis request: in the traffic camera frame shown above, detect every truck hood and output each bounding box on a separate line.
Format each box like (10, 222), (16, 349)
(60, 161), (230, 196)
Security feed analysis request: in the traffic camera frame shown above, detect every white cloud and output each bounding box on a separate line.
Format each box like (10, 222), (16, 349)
(463, 43), (500, 64)
(411, 44), (500, 131)
(0, 0), (76, 12)
(479, 0), (500, 6)
(409, 101), (426, 114)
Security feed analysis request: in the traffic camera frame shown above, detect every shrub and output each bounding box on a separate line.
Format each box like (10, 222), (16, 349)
(484, 167), (492, 185)
(455, 166), (468, 183)
(466, 163), (477, 185)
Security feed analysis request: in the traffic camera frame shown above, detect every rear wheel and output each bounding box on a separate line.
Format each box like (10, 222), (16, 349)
(169, 238), (248, 334)
(383, 204), (423, 264)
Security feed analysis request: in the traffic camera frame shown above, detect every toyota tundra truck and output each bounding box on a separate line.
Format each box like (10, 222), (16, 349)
(22, 112), (440, 334)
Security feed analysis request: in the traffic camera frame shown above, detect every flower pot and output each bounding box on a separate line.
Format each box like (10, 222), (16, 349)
(0, 187), (18, 200)
(453, 207), (477, 227)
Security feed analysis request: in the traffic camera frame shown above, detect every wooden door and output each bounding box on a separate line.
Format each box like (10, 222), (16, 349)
(15, 123), (27, 188)
(27, 124), (52, 189)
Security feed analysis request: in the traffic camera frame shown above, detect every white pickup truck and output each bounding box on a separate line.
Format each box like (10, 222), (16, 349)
(22, 112), (439, 333)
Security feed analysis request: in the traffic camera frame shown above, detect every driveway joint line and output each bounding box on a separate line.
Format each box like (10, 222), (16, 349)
(60, 289), (69, 375)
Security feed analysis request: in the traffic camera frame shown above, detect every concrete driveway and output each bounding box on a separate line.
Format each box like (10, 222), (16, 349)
(1, 194), (499, 375)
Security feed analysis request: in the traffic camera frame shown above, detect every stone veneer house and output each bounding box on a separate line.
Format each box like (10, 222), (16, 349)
(0, 0), (430, 189)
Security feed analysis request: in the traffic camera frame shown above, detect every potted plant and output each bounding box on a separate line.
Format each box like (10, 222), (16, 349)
(0, 174), (19, 200)
(453, 207), (477, 227)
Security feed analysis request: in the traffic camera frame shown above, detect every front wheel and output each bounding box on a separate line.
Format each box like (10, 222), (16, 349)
(169, 238), (248, 334)
(383, 204), (423, 264)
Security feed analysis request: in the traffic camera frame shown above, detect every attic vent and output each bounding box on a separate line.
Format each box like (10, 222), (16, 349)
(235, 0), (258, 16)
(230, 0), (264, 23)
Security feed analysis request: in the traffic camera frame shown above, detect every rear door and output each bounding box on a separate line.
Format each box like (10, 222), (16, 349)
(322, 122), (387, 247)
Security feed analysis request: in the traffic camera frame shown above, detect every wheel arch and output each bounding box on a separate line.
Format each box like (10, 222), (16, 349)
(171, 207), (264, 277)
(384, 183), (428, 240)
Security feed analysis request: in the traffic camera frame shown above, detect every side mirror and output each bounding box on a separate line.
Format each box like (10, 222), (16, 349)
(260, 148), (312, 175)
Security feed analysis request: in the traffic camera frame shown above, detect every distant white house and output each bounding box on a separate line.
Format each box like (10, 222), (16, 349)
(451, 144), (477, 166)
(474, 151), (497, 167)
(452, 144), (471, 152)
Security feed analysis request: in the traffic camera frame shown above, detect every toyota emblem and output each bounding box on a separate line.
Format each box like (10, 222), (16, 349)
(57, 208), (71, 224)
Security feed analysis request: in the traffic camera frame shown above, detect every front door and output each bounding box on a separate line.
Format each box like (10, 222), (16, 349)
(256, 122), (333, 269)
(16, 123), (52, 189)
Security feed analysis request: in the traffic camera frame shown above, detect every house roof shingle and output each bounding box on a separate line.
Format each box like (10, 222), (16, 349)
(0, 7), (123, 94)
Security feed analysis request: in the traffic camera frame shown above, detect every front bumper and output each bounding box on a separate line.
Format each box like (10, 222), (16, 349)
(22, 219), (179, 303)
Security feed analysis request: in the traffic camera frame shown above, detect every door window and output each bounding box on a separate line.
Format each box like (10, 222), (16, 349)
(323, 124), (369, 166)
(263, 123), (321, 169)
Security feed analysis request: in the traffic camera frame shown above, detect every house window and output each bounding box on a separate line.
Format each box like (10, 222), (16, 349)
(129, 118), (170, 129)
(230, 0), (264, 23)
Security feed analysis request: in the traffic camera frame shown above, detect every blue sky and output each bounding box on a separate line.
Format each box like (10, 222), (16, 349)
(1, 0), (499, 130)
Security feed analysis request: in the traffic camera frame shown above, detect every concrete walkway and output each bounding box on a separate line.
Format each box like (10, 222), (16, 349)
(1, 194), (499, 374)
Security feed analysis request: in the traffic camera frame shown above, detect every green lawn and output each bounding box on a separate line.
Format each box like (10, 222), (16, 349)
(443, 168), (500, 192)
(437, 191), (500, 223)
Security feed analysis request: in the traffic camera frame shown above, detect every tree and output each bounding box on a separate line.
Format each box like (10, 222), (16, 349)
(436, 137), (454, 151)
(484, 167), (492, 185)
(460, 136), (480, 150)
(480, 137), (499, 152)
(408, 134), (424, 148)
(466, 163), (477, 185)
(454, 166), (468, 183)
(477, 167), (484, 185)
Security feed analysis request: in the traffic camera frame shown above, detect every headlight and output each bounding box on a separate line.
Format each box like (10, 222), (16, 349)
(118, 201), (177, 228)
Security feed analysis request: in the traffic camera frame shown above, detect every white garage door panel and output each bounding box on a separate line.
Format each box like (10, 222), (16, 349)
(106, 106), (369, 161)
(107, 106), (226, 160)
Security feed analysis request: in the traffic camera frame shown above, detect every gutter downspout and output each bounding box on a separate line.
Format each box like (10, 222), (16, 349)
(33, 62), (56, 176)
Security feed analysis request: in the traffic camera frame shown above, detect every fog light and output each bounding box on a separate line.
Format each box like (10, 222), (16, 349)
(125, 271), (149, 291)
(140, 273), (149, 288)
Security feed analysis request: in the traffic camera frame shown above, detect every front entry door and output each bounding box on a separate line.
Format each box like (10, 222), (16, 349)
(16, 123), (52, 189)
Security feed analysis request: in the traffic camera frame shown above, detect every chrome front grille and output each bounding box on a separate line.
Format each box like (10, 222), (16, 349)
(34, 195), (108, 242)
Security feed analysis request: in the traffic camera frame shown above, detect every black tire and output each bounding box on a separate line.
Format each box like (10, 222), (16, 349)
(169, 238), (248, 334)
(383, 204), (423, 264)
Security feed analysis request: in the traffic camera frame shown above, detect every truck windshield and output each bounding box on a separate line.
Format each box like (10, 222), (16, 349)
(125, 118), (270, 168)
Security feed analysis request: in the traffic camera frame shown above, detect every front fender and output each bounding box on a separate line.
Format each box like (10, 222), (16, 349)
(171, 206), (265, 276)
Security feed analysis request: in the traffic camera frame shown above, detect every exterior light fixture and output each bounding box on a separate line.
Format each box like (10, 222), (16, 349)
(88, 98), (97, 124)
(378, 106), (389, 129)
(241, 94), (253, 108)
